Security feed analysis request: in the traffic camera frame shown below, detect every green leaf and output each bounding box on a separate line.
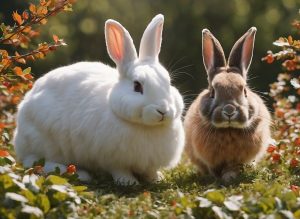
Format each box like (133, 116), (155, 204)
(5, 192), (28, 203)
(36, 194), (50, 213)
(53, 191), (68, 202)
(22, 67), (31, 75)
(46, 175), (68, 185)
(20, 189), (36, 204)
(224, 200), (241, 211)
(50, 184), (68, 193)
(21, 205), (43, 217)
(72, 185), (87, 192)
(205, 190), (225, 205)
(294, 209), (300, 218)
(279, 210), (294, 219)
(3, 156), (15, 165)
(0, 175), (14, 189)
(23, 174), (40, 192)
(212, 206), (230, 219)
(35, 176), (45, 189)
(197, 197), (212, 208)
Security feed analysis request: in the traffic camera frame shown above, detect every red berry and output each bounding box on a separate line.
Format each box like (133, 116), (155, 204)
(266, 54), (274, 64)
(294, 138), (300, 147)
(67, 164), (76, 174)
(297, 103), (300, 112)
(290, 158), (299, 168)
(267, 144), (276, 153)
(2, 81), (10, 88)
(272, 153), (281, 162)
(275, 109), (285, 118)
(171, 200), (177, 207)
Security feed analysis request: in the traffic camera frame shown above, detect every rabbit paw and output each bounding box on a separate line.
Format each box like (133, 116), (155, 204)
(143, 170), (164, 183)
(112, 170), (139, 186)
(221, 171), (237, 183)
(76, 170), (92, 182)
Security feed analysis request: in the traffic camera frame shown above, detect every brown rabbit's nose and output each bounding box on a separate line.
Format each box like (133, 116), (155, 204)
(222, 104), (236, 117)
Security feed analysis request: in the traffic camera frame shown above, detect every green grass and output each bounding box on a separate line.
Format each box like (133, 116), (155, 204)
(76, 159), (300, 219)
(1, 150), (300, 219)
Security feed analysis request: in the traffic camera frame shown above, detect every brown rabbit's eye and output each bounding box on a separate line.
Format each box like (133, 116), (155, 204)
(210, 88), (215, 98)
(134, 81), (143, 94)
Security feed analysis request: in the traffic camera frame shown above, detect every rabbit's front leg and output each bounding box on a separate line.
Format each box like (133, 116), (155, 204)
(142, 170), (164, 183)
(111, 169), (139, 186)
(220, 163), (242, 183)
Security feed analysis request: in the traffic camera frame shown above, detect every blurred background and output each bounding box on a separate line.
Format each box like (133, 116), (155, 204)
(1, 0), (299, 108)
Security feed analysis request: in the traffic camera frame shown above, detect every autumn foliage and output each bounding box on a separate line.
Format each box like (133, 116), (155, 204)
(0, 0), (75, 148)
(262, 15), (300, 172)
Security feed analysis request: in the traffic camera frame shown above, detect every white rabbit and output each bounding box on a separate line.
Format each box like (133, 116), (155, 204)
(13, 14), (185, 185)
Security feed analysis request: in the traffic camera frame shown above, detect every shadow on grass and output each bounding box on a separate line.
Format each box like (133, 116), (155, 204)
(80, 163), (261, 198)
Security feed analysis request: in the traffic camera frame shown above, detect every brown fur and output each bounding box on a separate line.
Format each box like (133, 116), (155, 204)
(185, 28), (271, 181)
(184, 91), (271, 177)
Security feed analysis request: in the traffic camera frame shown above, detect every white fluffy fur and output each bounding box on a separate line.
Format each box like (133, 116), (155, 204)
(13, 14), (185, 185)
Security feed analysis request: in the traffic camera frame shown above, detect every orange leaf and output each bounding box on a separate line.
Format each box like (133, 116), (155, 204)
(12, 11), (24, 25)
(40, 0), (47, 6)
(37, 6), (48, 15)
(22, 11), (29, 20)
(16, 58), (26, 64)
(53, 34), (59, 43)
(0, 150), (10, 157)
(13, 66), (23, 76)
(29, 4), (36, 13)
(40, 18), (47, 25)
(12, 96), (21, 104)
(288, 35), (293, 45)
(29, 30), (40, 38)
(22, 26), (32, 33)
(24, 74), (33, 80)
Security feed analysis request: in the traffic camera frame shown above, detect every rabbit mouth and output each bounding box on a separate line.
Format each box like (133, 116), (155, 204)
(212, 120), (248, 129)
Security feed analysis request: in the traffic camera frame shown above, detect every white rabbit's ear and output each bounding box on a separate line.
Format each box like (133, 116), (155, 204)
(105, 19), (137, 70)
(202, 29), (226, 82)
(139, 14), (164, 61)
(228, 27), (257, 78)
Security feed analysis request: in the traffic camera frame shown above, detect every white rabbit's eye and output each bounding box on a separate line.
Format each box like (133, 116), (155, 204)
(134, 81), (143, 94)
(244, 88), (248, 97)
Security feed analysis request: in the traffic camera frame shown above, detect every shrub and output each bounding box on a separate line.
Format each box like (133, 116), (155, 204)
(0, 0), (75, 149)
(262, 12), (300, 174)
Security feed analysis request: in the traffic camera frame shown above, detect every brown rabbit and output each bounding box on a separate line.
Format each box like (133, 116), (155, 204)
(184, 27), (271, 183)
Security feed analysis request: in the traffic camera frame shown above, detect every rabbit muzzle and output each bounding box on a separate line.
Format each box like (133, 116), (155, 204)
(222, 104), (238, 119)
(212, 103), (248, 129)
(142, 104), (174, 125)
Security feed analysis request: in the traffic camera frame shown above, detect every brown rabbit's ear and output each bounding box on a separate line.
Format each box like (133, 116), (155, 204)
(202, 29), (226, 83)
(228, 27), (257, 78)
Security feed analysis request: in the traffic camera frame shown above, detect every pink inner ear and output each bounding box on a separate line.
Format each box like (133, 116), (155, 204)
(203, 37), (214, 70)
(155, 23), (163, 55)
(242, 36), (254, 68)
(108, 25), (124, 61)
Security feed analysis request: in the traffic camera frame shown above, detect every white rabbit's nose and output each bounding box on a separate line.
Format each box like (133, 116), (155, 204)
(156, 109), (166, 116)
(222, 104), (237, 117)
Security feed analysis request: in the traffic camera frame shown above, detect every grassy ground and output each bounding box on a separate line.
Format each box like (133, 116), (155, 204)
(1, 148), (300, 218)
(76, 158), (300, 219)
